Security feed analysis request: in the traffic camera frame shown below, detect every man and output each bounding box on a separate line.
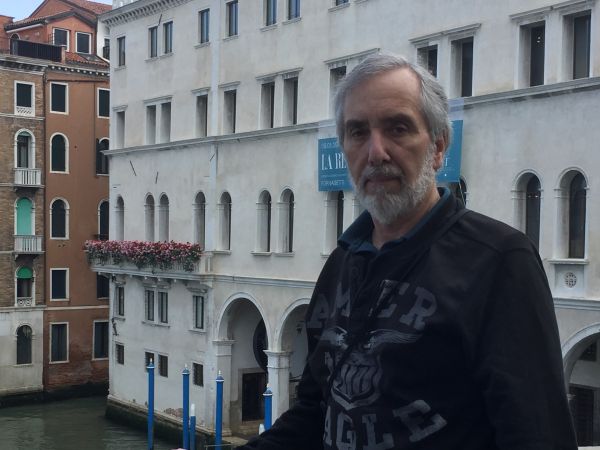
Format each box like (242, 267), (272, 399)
(239, 54), (577, 449)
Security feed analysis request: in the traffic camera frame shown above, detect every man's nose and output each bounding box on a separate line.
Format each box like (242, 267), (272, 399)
(367, 130), (390, 165)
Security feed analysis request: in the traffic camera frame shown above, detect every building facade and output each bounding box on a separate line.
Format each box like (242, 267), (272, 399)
(0, 0), (111, 399)
(100, 0), (600, 445)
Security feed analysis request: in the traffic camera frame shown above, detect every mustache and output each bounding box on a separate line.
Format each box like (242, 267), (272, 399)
(358, 164), (406, 188)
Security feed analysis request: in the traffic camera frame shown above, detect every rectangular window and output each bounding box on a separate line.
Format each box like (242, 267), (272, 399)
(335, 0), (349, 5)
(451, 38), (473, 98)
(15, 82), (34, 116)
(116, 110), (125, 148)
(149, 26), (158, 58)
(227, 1), (239, 37)
(116, 286), (125, 316)
(199, 9), (210, 44)
(224, 89), (237, 134)
(97, 88), (110, 118)
(193, 295), (204, 329)
(117, 36), (126, 66)
(158, 292), (168, 324)
(261, 82), (275, 129)
(93, 321), (109, 359)
(96, 274), (109, 298)
(163, 21), (173, 54)
(76, 32), (91, 54)
(527, 23), (545, 87)
(116, 343), (124, 364)
(283, 76), (298, 125)
(329, 66), (346, 116)
(146, 104), (157, 144)
(418, 45), (438, 77)
(53, 28), (68, 49)
(288, 0), (300, 20)
(160, 102), (171, 143)
(51, 269), (68, 300)
(265, 0), (277, 26)
(145, 351), (154, 370)
(51, 323), (68, 362)
(196, 94), (208, 137)
(193, 362), (204, 386)
(158, 354), (168, 377)
(573, 13), (591, 79)
(50, 83), (67, 113)
(145, 290), (155, 321)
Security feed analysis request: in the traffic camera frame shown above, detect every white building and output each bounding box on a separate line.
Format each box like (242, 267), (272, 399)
(99, 0), (600, 444)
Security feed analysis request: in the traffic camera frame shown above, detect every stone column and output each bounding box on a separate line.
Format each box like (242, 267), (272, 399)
(264, 350), (291, 420)
(213, 339), (234, 434)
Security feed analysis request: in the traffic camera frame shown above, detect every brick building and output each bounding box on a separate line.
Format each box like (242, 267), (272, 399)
(0, 0), (111, 399)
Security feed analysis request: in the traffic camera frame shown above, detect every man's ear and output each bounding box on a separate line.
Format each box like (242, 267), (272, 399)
(432, 131), (448, 171)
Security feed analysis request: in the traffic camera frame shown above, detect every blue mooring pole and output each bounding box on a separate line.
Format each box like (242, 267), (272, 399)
(189, 403), (196, 450)
(215, 371), (224, 450)
(147, 359), (155, 450)
(182, 365), (190, 449)
(263, 384), (273, 431)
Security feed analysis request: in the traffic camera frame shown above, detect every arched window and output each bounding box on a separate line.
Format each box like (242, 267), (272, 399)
(194, 192), (206, 247)
(50, 134), (67, 172)
(145, 195), (155, 241)
(98, 200), (109, 240)
(158, 194), (169, 242)
(15, 131), (33, 168)
(450, 178), (468, 206)
(96, 138), (109, 175)
(218, 192), (232, 250)
(115, 196), (125, 240)
(279, 189), (294, 253)
(16, 266), (34, 307)
(525, 176), (541, 249)
(50, 199), (68, 239)
(10, 34), (19, 54)
(15, 197), (33, 235)
(16, 325), (32, 365)
(256, 190), (271, 252)
(569, 173), (587, 258)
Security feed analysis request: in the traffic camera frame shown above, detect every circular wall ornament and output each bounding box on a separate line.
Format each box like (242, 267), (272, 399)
(564, 272), (577, 288)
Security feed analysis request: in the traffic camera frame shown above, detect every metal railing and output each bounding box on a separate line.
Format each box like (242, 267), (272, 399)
(14, 235), (43, 253)
(14, 168), (42, 186)
(0, 36), (62, 62)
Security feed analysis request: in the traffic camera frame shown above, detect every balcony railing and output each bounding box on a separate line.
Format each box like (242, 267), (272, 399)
(15, 105), (34, 116)
(14, 168), (42, 187)
(16, 297), (34, 307)
(14, 235), (43, 253)
(0, 37), (62, 63)
(89, 254), (212, 279)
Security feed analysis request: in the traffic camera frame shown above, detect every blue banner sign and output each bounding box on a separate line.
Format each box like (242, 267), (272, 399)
(318, 138), (353, 191)
(436, 120), (463, 183)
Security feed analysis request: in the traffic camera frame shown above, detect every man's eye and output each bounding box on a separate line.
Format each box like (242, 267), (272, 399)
(391, 125), (408, 134)
(349, 128), (367, 138)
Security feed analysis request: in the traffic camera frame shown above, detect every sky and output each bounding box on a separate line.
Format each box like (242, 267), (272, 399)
(2, 0), (113, 20)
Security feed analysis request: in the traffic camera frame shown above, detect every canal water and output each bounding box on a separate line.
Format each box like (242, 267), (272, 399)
(0, 396), (175, 450)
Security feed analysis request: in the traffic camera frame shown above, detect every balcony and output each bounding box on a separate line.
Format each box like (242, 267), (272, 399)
(16, 297), (34, 307)
(14, 168), (42, 187)
(86, 240), (207, 280)
(14, 235), (43, 254)
(0, 37), (62, 63)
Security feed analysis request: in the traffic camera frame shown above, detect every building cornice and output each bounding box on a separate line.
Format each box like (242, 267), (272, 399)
(0, 56), (48, 72)
(462, 76), (600, 108)
(100, 0), (195, 27)
(324, 48), (380, 68)
(554, 297), (600, 311)
(47, 63), (109, 77)
(104, 121), (324, 156)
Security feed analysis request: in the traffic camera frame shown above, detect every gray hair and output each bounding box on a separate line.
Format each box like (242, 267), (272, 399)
(334, 53), (451, 149)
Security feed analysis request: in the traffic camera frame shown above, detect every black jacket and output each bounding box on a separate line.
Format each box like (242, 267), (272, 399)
(240, 194), (577, 450)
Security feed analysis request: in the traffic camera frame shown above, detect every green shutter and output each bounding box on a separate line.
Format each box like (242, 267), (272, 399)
(17, 267), (33, 279)
(16, 198), (32, 235)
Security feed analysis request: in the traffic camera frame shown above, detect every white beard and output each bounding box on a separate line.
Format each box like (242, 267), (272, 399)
(354, 146), (436, 225)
